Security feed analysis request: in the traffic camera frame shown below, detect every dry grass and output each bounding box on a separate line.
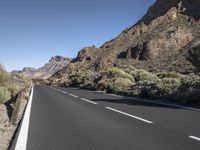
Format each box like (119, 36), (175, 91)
(0, 64), (32, 104)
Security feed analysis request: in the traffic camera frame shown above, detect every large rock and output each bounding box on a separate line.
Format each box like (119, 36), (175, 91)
(73, 46), (98, 62)
(126, 26), (193, 60)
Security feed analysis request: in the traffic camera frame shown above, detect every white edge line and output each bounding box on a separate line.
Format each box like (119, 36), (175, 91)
(69, 93), (78, 98)
(107, 93), (123, 98)
(81, 98), (98, 105)
(15, 85), (34, 150)
(189, 136), (200, 141)
(106, 107), (153, 124)
(93, 91), (105, 93)
(62, 91), (68, 94)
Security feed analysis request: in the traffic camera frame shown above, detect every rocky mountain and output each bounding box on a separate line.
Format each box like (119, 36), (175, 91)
(52, 0), (200, 80)
(12, 67), (36, 74)
(12, 56), (71, 79)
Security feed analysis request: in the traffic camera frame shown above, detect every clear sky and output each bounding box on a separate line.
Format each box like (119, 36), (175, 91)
(0, 0), (155, 71)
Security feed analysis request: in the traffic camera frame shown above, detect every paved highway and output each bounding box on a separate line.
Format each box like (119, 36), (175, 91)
(17, 85), (200, 150)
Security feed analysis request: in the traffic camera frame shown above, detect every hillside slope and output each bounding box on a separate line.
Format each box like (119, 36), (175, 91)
(52, 0), (200, 81)
(47, 0), (200, 105)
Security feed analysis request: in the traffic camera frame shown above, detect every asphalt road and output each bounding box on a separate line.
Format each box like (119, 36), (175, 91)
(23, 85), (200, 150)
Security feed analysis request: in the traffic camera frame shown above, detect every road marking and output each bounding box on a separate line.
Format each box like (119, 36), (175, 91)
(93, 91), (105, 93)
(106, 107), (153, 124)
(81, 98), (98, 105)
(15, 86), (34, 150)
(69, 93), (78, 98)
(62, 91), (68, 94)
(189, 136), (200, 141)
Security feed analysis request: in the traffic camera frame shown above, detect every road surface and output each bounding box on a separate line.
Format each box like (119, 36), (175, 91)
(16, 85), (200, 150)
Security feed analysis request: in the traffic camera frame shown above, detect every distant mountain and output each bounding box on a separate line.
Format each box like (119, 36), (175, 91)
(51, 0), (200, 81)
(12, 56), (71, 79)
(12, 67), (36, 74)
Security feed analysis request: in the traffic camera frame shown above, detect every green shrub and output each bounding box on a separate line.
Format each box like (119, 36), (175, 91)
(0, 86), (10, 104)
(7, 85), (21, 97)
(109, 67), (135, 82)
(97, 79), (113, 91)
(108, 78), (134, 94)
(69, 70), (96, 87)
(0, 64), (10, 86)
(159, 78), (181, 96)
(118, 65), (137, 74)
(130, 78), (181, 98)
(0, 64), (32, 104)
(131, 80), (162, 98)
(180, 75), (200, 89)
(130, 69), (160, 82)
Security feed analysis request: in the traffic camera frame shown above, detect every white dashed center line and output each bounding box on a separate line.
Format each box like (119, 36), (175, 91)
(81, 98), (98, 105)
(69, 94), (78, 98)
(106, 107), (153, 124)
(189, 136), (200, 141)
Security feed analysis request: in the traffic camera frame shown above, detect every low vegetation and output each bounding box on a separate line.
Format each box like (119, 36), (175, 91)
(0, 64), (32, 104)
(50, 65), (200, 105)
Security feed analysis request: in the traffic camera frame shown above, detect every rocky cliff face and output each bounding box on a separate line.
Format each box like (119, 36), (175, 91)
(12, 56), (71, 79)
(51, 0), (200, 81)
(138, 0), (200, 24)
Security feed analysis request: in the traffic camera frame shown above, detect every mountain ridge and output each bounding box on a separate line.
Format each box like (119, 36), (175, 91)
(12, 56), (71, 79)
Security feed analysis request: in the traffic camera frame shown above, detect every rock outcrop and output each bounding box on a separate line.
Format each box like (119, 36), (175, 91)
(138, 0), (200, 25)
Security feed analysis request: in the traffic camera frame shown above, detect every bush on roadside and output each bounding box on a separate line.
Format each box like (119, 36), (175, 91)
(96, 68), (135, 93)
(108, 78), (134, 94)
(0, 86), (10, 104)
(0, 64), (32, 104)
(97, 79), (113, 91)
(130, 69), (159, 82)
(0, 64), (10, 86)
(180, 75), (200, 89)
(69, 70), (97, 87)
(130, 80), (161, 98)
(129, 77), (181, 99)
(108, 67), (135, 82)
(160, 78), (181, 96)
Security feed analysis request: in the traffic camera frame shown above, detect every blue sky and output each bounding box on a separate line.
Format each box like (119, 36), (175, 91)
(0, 0), (155, 71)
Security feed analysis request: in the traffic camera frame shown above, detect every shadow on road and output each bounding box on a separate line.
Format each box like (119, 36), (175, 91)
(92, 98), (182, 109)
